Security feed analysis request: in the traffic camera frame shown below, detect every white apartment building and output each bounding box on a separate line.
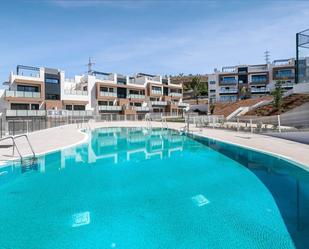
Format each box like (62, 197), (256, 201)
(208, 59), (295, 103)
(0, 65), (188, 120)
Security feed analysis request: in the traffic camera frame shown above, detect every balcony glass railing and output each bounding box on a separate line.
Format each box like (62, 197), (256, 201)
(100, 91), (117, 97)
(151, 101), (167, 106)
(128, 94), (145, 99)
(6, 110), (46, 117)
(219, 89), (238, 94)
(47, 110), (93, 117)
(169, 92), (182, 97)
(96, 74), (114, 81)
(5, 90), (41, 98)
(250, 88), (270, 93)
(98, 105), (122, 111)
(64, 89), (88, 95)
(177, 102), (189, 108)
(135, 106), (150, 111)
(220, 80), (237, 84)
(275, 73), (295, 79)
(151, 90), (162, 95)
(250, 77), (267, 83)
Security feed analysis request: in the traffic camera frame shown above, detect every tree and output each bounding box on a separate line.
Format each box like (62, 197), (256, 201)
(271, 81), (284, 112)
(186, 76), (208, 104)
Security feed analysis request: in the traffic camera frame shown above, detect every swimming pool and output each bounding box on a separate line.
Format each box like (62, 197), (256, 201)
(0, 127), (308, 249)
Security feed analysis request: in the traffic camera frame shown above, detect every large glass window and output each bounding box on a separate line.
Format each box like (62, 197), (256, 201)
(73, 105), (85, 110)
(220, 76), (237, 84)
(46, 94), (60, 100)
(251, 75), (267, 83)
(17, 85), (39, 92)
(11, 103), (29, 110)
(275, 69), (293, 79)
(45, 78), (59, 84)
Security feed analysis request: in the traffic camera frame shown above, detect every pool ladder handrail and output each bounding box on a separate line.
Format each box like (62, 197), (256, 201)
(145, 114), (152, 130)
(0, 134), (36, 162)
(161, 116), (168, 129)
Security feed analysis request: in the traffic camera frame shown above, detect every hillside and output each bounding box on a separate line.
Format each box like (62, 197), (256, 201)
(213, 96), (272, 117)
(245, 94), (309, 116)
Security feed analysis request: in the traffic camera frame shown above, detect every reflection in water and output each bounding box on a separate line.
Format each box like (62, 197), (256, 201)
(60, 128), (186, 167)
(191, 134), (309, 249)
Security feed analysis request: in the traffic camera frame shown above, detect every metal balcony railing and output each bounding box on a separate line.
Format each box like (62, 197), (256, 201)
(5, 90), (41, 98)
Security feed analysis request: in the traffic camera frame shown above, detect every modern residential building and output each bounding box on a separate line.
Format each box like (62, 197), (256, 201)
(0, 65), (188, 120)
(208, 59), (296, 103)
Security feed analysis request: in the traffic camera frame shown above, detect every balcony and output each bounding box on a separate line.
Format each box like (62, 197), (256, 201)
(128, 94), (145, 99)
(151, 101), (167, 106)
(280, 82), (294, 88)
(64, 89), (88, 95)
(5, 90), (41, 98)
(99, 91), (117, 97)
(169, 92), (182, 97)
(219, 80), (237, 85)
(135, 106), (150, 112)
(177, 102), (189, 108)
(151, 90), (162, 95)
(146, 76), (161, 82)
(250, 79), (267, 84)
(6, 109), (46, 117)
(219, 88), (238, 94)
(98, 105), (122, 111)
(47, 110), (93, 117)
(250, 88), (270, 93)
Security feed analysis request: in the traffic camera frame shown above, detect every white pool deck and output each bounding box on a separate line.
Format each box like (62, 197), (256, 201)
(0, 121), (309, 170)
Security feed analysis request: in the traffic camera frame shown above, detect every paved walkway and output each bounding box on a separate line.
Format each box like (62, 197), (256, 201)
(0, 121), (309, 170)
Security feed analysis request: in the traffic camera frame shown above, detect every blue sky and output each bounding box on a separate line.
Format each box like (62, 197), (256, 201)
(0, 0), (309, 82)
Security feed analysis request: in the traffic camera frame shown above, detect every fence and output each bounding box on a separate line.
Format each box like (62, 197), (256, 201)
(188, 110), (309, 133)
(0, 112), (185, 138)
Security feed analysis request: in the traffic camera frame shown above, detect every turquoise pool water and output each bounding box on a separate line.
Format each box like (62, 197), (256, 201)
(0, 127), (308, 249)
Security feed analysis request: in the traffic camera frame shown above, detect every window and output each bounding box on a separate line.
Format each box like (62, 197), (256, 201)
(17, 85), (39, 92)
(221, 76), (237, 84)
(152, 86), (161, 91)
(251, 75), (267, 83)
(45, 78), (59, 84)
(11, 103), (29, 110)
(275, 69), (293, 78)
(46, 94), (60, 100)
(66, 105), (73, 110)
(73, 105), (85, 111)
(209, 81), (216, 85)
(31, 104), (39, 110)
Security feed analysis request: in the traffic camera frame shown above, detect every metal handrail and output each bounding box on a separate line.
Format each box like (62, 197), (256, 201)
(13, 134), (36, 160)
(0, 136), (22, 159)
